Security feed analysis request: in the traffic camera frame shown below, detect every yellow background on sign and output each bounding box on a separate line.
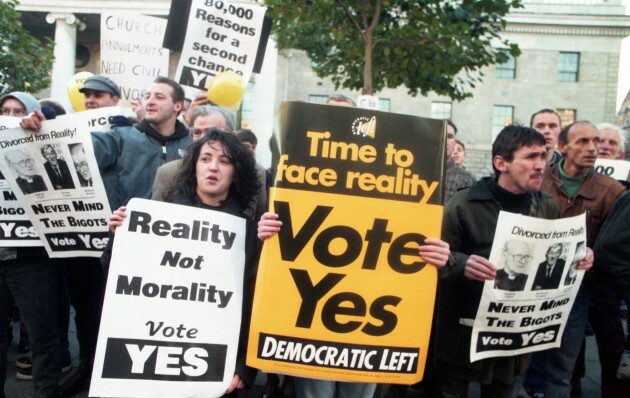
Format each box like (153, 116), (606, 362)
(247, 187), (442, 384)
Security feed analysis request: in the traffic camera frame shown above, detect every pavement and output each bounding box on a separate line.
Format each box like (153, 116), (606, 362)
(3, 319), (604, 398)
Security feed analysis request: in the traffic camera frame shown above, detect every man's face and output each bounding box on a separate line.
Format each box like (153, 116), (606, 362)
(546, 245), (562, 266)
(83, 89), (119, 110)
(532, 112), (561, 151)
(452, 143), (465, 166)
(1, 98), (27, 117)
(42, 146), (58, 165)
(495, 144), (546, 194)
(73, 151), (91, 181)
(503, 240), (532, 275)
(241, 141), (256, 156)
(189, 113), (229, 141)
(143, 83), (182, 126)
(559, 123), (600, 174)
(446, 124), (456, 158)
(598, 128), (622, 159)
(196, 141), (235, 205)
(7, 150), (35, 179)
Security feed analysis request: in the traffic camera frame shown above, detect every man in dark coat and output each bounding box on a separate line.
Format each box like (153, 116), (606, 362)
(41, 144), (75, 190)
(532, 242), (565, 290)
(436, 125), (566, 397)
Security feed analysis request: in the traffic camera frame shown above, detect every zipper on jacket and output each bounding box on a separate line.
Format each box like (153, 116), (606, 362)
(162, 144), (167, 163)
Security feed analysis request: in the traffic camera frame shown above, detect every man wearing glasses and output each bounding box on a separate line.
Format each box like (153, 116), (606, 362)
(5, 148), (47, 194)
(494, 239), (533, 292)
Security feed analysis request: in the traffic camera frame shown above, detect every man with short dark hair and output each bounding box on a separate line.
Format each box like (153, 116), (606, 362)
(530, 108), (563, 166)
(435, 125), (589, 397)
(520, 120), (625, 398)
(444, 120), (476, 202)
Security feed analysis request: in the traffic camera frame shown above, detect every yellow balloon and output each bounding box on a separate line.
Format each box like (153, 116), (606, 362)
(207, 71), (245, 108)
(67, 71), (93, 112)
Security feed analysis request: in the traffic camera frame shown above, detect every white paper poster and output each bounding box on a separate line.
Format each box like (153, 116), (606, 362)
(174, 0), (267, 98)
(470, 211), (587, 362)
(0, 116), (41, 246)
(101, 13), (170, 106)
(91, 198), (246, 398)
(594, 158), (630, 181)
(0, 115), (112, 257)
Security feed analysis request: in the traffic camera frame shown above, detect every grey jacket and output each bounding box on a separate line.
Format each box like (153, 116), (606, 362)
(92, 119), (192, 209)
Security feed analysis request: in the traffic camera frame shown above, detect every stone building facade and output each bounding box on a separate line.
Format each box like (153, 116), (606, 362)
(13, 0), (630, 173)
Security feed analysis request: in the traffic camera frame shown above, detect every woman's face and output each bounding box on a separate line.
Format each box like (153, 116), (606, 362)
(195, 141), (235, 206)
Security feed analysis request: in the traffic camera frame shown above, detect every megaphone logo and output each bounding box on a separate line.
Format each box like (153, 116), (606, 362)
(352, 116), (376, 138)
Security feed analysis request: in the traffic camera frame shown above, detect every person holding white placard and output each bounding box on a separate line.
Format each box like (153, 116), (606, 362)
(109, 129), (261, 395)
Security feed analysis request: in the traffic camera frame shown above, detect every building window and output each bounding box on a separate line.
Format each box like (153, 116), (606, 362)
(430, 102), (452, 120)
(238, 82), (255, 129)
(378, 98), (390, 112)
(308, 94), (328, 104)
(492, 105), (514, 140)
(496, 49), (516, 79)
(558, 52), (579, 82)
(556, 108), (576, 126)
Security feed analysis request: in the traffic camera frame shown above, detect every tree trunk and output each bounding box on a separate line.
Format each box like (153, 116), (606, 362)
(363, 33), (373, 95)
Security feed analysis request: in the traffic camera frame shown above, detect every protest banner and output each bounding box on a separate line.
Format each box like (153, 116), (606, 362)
(470, 211), (587, 362)
(172, 0), (267, 97)
(0, 114), (112, 257)
(247, 102), (446, 384)
(594, 158), (630, 181)
(101, 12), (170, 106)
(90, 198), (246, 398)
(0, 116), (41, 246)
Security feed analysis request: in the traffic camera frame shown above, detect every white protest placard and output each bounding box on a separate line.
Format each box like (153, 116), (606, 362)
(470, 212), (586, 362)
(101, 13), (170, 106)
(174, 0), (267, 98)
(0, 116), (41, 246)
(90, 198), (246, 398)
(0, 116), (112, 257)
(594, 158), (630, 181)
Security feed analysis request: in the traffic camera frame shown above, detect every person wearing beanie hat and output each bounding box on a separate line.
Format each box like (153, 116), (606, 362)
(0, 91), (41, 117)
(0, 92), (61, 398)
(78, 75), (120, 110)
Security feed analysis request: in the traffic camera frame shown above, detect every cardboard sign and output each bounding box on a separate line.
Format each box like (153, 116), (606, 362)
(101, 12), (170, 106)
(247, 102), (445, 384)
(91, 198), (246, 397)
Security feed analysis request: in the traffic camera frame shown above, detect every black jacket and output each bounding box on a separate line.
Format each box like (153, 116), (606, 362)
(436, 177), (560, 384)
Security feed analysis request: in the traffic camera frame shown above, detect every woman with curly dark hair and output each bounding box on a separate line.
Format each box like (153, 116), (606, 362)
(163, 128), (261, 217)
(108, 128), (261, 396)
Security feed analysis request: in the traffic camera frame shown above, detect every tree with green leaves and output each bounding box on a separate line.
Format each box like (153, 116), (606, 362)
(265, 0), (521, 99)
(0, 0), (54, 93)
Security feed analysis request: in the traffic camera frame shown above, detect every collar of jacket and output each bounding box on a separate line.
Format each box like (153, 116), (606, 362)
(545, 164), (597, 201)
(136, 119), (189, 145)
(464, 176), (550, 208)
